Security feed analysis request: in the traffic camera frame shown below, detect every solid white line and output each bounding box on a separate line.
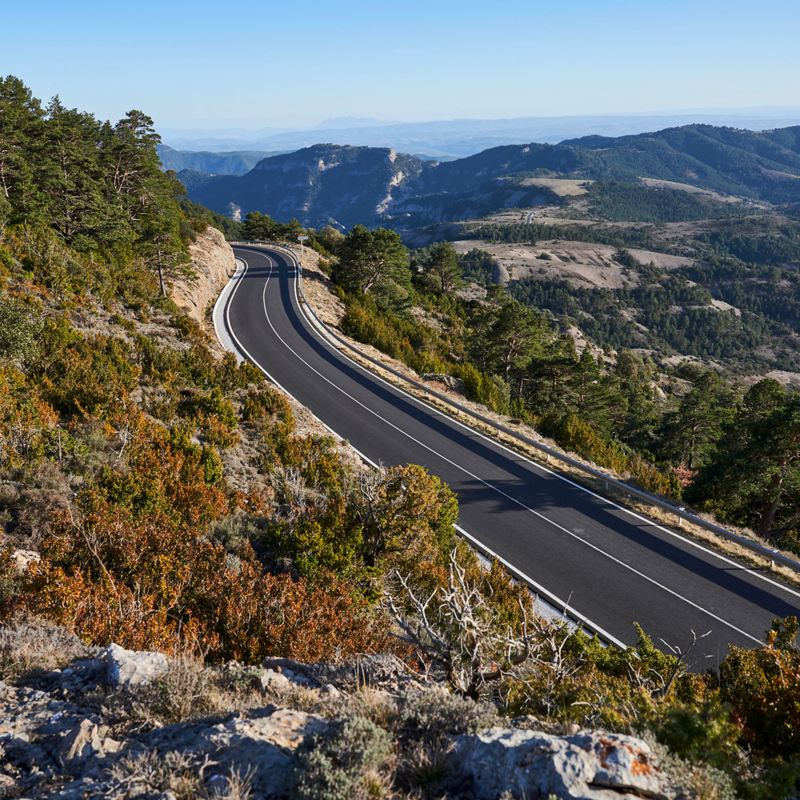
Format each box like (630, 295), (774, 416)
(279, 248), (800, 609)
(255, 253), (763, 645)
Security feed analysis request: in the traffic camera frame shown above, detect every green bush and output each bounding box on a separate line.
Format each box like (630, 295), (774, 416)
(540, 413), (679, 497)
(452, 363), (509, 413)
(294, 716), (393, 800)
(38, 321), (139, 417)
(0, 293), (42, 367)
(0, 244), (15, 274)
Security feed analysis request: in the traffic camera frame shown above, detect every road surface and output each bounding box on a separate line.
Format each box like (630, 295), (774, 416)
(224, 244), (800, 665)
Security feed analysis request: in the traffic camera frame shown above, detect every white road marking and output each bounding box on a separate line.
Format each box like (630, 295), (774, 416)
(247, 252), (764, 646)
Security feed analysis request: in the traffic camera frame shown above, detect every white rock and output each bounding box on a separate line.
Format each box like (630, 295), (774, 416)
(104, 643), (168, 688)
(257, 668), (293, 693)
(453, 728), (669, 800)
(11, 549), (40, 572)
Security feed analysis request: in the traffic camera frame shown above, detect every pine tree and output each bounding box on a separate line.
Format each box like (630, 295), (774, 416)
(0, 75), (45, 224)
(333, 225), (410, 299)
(422, 241), (461, 295)
(39, 98), (107, 247)
(657, 371), (735, 470)
(688, 380), (800, 541)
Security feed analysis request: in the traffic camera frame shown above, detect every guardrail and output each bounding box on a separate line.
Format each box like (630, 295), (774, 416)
(231, 240), (800, 577)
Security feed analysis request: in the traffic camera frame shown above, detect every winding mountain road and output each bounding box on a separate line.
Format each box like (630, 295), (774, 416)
(223, 243), (800, 665)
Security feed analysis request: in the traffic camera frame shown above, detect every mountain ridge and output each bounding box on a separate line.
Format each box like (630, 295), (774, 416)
(182, 124), (800, 228)
(161, 110), (800, 157)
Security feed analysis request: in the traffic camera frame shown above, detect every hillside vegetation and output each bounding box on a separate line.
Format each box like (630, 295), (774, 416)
(157, 144), (271, 176)
(3, 76), (800, 797)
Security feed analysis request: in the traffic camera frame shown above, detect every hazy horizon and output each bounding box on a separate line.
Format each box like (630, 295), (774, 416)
(160, 105), (800, 136)
(159, 105), (800, 141)
(157, 107), (800, 159)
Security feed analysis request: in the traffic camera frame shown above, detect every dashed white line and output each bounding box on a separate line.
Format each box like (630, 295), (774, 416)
(279, 246), (800, 609)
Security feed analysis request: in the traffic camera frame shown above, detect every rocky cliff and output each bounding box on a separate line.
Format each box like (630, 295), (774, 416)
(171, 225), (236, 327)
(184, 144), (428, 228)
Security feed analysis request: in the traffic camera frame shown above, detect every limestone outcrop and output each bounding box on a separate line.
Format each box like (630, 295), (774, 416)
(0, 633), (713, 799)
(171, 225), (236, 326)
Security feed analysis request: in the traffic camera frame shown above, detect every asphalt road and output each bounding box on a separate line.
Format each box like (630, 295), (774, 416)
(225, 244), (800, 665)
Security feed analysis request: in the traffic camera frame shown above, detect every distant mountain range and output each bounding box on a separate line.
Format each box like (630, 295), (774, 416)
(157, 145), (278, 176)
(161, 110), (800, 159)
(180, 124), (800, 229)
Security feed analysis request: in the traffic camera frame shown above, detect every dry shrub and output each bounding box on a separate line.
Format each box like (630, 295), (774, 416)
(349, 687), (398, 730)
(18, 487), (391, 662)
(134, 653), (221, 725)
(398, 687), (497, 738)
(107, 748), (254, 799)
(395, 739), (454, 794)
(107, 750), (205, 800)
(10, 466), (72, 550)
(0, 614), (92, 679)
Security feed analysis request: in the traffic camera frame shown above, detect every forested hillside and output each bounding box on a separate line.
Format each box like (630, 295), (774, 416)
(157, 144), (271, 176)
(4, 75), (800, 797)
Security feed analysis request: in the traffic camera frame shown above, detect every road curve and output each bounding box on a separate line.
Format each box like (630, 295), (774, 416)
(224, 244), (800, 665)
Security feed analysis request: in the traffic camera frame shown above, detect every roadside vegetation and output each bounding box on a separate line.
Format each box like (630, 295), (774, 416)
(304, 223), (799, 550)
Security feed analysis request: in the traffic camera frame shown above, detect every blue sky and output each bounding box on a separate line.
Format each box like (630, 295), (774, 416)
(3, 0), (799, 129)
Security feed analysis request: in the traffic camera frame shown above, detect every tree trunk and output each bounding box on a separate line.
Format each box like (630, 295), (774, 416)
(757, 470), (785, 540)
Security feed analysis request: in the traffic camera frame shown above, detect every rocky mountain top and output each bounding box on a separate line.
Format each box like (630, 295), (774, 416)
(0, 618), (729, 799)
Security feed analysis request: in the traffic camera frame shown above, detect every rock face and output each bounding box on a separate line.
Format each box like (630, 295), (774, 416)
(171, 225), (236, 326)
(55, 719), (120, 767)
(104, 643), (168, 688)
(185, 144), (427, 229)
(454, 728), (669, 800)
(0, 633), (699, 800)
(144, 706), (327, 797)
(0, 674), (322, 799)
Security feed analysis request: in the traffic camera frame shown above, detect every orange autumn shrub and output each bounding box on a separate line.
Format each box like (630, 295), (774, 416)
(95, 412), (231, 527)
(20, 496), (391, 661)
(0, 364), (58, 470)
(187, 554), (393, 662)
